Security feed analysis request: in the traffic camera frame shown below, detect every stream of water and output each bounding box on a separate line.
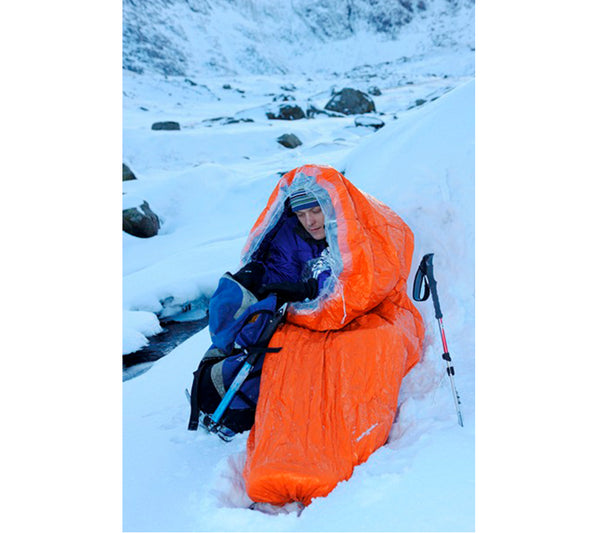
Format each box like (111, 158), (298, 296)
(123, 314), (208, 381)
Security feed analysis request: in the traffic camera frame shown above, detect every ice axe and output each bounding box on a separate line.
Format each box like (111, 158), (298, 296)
(187, 301), (288, 441)
(413, 253), (464, 427)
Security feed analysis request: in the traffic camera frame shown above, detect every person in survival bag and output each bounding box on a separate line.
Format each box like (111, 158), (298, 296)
(234, 188), (333, 304)
(187, 188), (334, 439)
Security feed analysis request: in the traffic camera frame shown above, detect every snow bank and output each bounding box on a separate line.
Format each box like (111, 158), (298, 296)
(344, 80), (475, 376)
(123, 310), (162, 354)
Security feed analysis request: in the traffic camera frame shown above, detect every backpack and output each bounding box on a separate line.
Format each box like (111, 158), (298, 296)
(187, 273), (282, 437)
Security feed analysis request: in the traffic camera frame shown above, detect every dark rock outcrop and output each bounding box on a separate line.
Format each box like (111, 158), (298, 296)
(151, 121), (181, 131)
(123, 200), (161, 238)
(277, 133), (302, 149)
(123, 163), (137, 181)
(266, 104), (306, 120)
(325, 88), (376, 115)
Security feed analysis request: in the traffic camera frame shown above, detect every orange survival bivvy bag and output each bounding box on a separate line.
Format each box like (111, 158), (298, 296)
(240, 164), (425, 506)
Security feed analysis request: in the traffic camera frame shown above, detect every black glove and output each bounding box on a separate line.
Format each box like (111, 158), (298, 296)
(231, 262), (265, 295)
(257, 278), (318, 303)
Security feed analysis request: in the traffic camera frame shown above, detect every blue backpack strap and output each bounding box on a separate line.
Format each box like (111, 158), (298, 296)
(233, 294), (279, 351)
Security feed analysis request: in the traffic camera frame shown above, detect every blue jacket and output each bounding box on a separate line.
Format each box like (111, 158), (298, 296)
(202, 214), (331, 418)
(259, 215), (331, 290)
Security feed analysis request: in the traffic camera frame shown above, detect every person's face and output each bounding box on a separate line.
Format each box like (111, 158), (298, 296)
(295, 205), (326, 240)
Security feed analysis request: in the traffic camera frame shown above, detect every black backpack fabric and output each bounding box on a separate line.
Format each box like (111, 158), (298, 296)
(187, 273), (279, 435)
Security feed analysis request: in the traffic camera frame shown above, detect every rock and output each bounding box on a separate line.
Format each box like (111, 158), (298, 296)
(222, 117), (254, 125)
(407, 99), (428, 110)
(202, 116), (226, 125)
(151, 121), (180, 131)
(325, 88), (375, 115)
(123, 200), (161, 238)
(354, 115), (385, 130)
(272, 93), (296, 102)
(368, 86), (382, 96)
(277, 133), (302, 149)
(222, 84), (245, 93)
(306, 104), (345, 118)
(123, 163), (137, 181)
(266, 104), (306, 120)
(202, 116), (254, 126)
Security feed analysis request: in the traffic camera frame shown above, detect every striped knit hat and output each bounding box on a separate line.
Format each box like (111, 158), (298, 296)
(289, 189), (319, 212)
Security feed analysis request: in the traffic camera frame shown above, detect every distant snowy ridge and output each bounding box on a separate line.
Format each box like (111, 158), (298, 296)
(123, 0), (475, 77)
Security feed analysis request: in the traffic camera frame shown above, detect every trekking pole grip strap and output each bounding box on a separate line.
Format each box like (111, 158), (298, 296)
(422, 253), (443, 319)
(412, 262), (430, 302)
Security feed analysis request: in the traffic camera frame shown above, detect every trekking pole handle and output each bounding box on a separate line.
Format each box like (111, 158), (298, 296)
(413, 253), (464, 427)
(421, 253), (443, 319)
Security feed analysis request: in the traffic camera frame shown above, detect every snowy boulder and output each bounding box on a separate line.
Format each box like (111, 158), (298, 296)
(122, 310), (163, 355)
(277, 133), (302, 149)
(408, 99), (428, 110)
(123, 198), (161, 238)
(123, 163), (137, 181)
(266, 104), (306, 120)
(325, 88), (376, 115)
(306, 103), (345, 118)
(354, 115), (385, 130)
(151, 121), (181, 131)
(368, 86), (382, 96)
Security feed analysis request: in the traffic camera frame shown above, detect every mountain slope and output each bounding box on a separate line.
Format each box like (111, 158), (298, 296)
(123, 0), (475, 77)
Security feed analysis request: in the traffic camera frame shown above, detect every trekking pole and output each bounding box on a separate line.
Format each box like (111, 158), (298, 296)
(202, 301), (288, 438)
(413, 253), (464, 427)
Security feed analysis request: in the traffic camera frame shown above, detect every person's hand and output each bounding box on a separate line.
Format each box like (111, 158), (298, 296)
(257, 279), (318, 302)
(231, 262), (265, 294)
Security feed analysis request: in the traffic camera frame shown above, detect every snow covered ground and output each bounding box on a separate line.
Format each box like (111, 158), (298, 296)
(121, 48), (475, 529)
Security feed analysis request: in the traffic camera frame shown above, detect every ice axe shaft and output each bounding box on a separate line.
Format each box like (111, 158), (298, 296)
(413, 253), (464, 427)
(206, 302), (288, 432)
